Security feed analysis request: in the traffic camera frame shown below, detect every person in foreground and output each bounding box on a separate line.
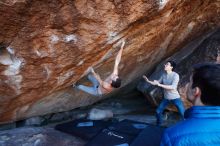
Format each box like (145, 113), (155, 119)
(160, 63), (220, 146)
(143, 61), (185, 126)
(74, 40), (125, 96)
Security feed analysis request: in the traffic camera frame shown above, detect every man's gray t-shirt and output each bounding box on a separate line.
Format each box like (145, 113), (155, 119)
(158, 72), (180, 100)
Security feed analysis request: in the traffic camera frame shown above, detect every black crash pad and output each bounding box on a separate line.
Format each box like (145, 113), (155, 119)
(85, 128), (134, 146)
(86, 119), (148, 146)
(55, 119), (114, 140)
(108, 119), (148, 136)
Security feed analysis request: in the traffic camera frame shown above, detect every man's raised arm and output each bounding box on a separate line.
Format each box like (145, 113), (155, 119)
(113, 40), (125, 75)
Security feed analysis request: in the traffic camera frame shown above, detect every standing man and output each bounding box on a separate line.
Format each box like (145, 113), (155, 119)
(74, 40), (125, 96)
(160, 63), (220, 146)
(143, 61), (185, 126)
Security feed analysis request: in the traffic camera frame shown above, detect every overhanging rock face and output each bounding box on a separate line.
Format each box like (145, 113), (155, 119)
(0, 0), (219, 123)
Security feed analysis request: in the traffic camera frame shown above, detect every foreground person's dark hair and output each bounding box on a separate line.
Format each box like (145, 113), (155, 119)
(192, 63), (220, 105)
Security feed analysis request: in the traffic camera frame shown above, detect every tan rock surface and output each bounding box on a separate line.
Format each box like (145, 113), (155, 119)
(0, 0), (219, 123)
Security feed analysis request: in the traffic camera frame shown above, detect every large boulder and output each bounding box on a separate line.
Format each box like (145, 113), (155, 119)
(0, 0), (219, 123)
